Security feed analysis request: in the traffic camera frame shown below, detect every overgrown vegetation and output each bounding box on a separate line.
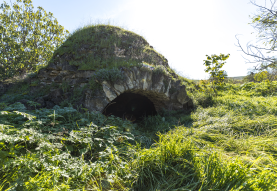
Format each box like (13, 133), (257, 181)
(1, 0), (277, 190)
(0, 0), (69, 81)
(51, 24), (170, 75)
(93, 68), (125, 83)
(1, 77), (277, 190)
(203, 54), (229, 94)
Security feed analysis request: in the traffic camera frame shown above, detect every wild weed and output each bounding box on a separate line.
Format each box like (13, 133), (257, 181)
(1, 80), (277, 190)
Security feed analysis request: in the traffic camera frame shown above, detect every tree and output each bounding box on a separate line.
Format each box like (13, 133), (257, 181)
(236, 0), (277, 71)
(254, 70), (269, 82)
(203, 53), (229, 94)
(0, 0), (69, 81)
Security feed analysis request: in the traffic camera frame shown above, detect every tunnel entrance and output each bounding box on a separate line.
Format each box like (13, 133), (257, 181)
(102, 93), (157, 123)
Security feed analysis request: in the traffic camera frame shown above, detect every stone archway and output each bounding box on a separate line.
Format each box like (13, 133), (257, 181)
(83, 67), (193, 115)
(35, 25), (193, 114)
(102, 92), (157, 122)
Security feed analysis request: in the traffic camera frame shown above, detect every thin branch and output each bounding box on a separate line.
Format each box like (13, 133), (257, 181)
(236, 0), (277, 70)
(236, 35), (276, 68)
(250, 0), (277, 17)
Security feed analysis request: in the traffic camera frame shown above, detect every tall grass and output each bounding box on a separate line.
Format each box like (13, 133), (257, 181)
(0, 81), (277, 190)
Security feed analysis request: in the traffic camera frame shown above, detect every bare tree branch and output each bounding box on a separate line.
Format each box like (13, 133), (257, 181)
(236, 0), (277, 71)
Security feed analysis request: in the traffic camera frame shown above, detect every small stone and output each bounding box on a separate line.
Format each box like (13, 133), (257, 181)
(177, 87), (189, 104)
(102, 81), (117, 101)
(114, 84), (125, 93)
(49, 71), (59, 76)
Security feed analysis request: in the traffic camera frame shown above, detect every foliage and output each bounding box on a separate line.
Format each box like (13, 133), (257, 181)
(3, 102), (26, 111)
(1, 79), (277, 190)
(203, 54), (229, 94)
(0, 17), (277, 189)
(0, 0), (69, 81)
(27, 101), (41, 110)
(60, 81), (70, 93)
(48, 24), (174, 78)
(0, 103), (8, 110)
(0, 106), (136, 190)
(254, 70), (269, 82)
(237, 1), (277, 71)
(243, 71), (256, 82)
(87, 78), (102, 94)
(183, 79), (216, 108)
(150, 65), (168, 84)
(93, 67), (125, 83)
(152, 65), (168, 76)
(244, 67), (277, 83)
(132, 129), (259, 191)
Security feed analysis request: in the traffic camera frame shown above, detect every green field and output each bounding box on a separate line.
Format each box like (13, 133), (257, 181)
(0, 80), (277, 190)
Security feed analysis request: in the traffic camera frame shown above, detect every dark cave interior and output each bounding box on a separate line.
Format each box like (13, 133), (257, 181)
(102, 93), (157, 123)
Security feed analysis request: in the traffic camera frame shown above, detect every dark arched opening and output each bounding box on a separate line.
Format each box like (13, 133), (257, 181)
(102, 93), (157, 122)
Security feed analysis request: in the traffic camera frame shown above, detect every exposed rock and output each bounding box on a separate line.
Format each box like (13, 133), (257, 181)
(49, 71), (59, 76)
(114, 83), (125, 94)
(177, 87), (189, 104)
(102, 81), (118, 101)
(37, 64), (192, 114)
(54, 75), (63, 83)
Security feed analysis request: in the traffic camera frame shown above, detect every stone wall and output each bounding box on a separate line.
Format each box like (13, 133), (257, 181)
(37, 64), (193, 113)
(0, 25), (193, 114)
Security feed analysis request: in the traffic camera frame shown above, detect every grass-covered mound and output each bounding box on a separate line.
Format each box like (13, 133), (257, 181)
(1, 80), (277, 190)
(49, 24), (170, 72)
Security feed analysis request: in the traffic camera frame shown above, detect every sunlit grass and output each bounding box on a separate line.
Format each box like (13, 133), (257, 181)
(0, 80), (277, 190)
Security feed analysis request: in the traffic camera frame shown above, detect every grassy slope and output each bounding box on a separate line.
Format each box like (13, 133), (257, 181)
(48, 24), (170, 72)
(0, 80), (276, 190)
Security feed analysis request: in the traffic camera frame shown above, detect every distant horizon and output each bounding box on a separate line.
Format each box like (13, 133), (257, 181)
(189, 76), (246, 81)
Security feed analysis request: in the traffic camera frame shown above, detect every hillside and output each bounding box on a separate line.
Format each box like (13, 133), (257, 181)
(0, 78), (277, 190)
(1, 0), (277, 189)
(48, 24), (170, 72)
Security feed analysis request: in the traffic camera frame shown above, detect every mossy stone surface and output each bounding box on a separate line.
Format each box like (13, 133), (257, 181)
(48, 24), (169, 72)
(32, 24), (194, 113)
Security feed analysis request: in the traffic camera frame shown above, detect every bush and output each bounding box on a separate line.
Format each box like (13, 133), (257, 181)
(93, 67), (125, 83)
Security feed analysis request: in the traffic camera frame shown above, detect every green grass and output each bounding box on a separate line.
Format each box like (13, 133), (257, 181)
(49, 24), (169, 73)
(0, 80), (277, 190)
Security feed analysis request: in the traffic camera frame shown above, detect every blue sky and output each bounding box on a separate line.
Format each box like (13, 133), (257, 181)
(3, 0), (268, 79)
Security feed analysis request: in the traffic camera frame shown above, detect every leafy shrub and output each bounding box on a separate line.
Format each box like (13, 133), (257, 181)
(0, 107), (135, 190)
(203, 54), (229, 94)
(60, 81), (70, 93)
(3, 102), (26, 111)
(88, 78), (102, 94)
(254, 71), (269, 82)
(151, 65), (168, 85)
(0, 103), (8, 110)
(189, 90), (215, 108)
(93, 67), (125, 83)
(152, 65), (168, 76)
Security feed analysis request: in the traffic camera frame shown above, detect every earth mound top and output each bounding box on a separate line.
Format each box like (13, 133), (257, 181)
(49, 24), (170, 72)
